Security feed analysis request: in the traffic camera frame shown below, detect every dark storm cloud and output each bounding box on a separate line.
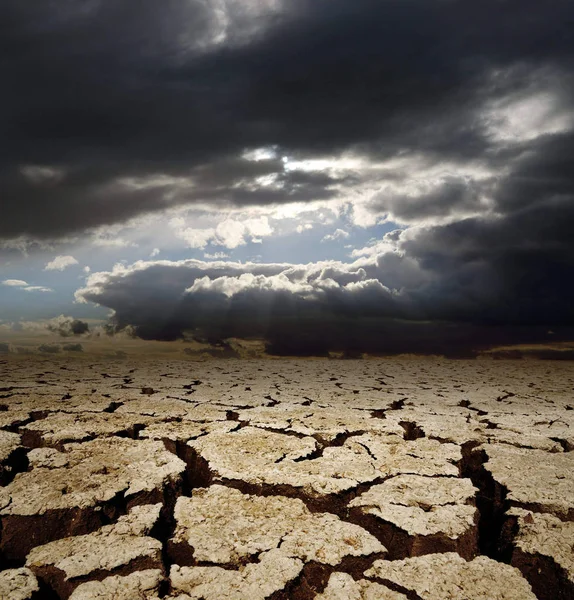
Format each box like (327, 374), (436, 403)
(46, 315), (90, 336)
(396, 131), (574, 325)
(1, 0), (573, 238)
(76, 222), (574, 355)
(75, 129), (574, 352)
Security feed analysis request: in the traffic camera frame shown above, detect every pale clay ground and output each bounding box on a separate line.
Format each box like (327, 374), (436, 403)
(1, 356), (574, 599)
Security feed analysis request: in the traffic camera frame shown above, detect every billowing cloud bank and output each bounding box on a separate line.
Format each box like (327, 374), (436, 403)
(77, 214), (574, 355)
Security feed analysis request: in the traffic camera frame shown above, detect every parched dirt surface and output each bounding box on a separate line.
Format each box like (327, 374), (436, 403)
(1, 356), (574, 599)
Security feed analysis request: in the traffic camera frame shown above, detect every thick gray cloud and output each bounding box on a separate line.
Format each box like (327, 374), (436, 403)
(77, 234), (574, 355)
(1, 0), (573, 238)
(367, 176), (488, 223)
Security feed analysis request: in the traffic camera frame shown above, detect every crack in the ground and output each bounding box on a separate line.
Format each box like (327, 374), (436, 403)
(550, 437), (574, 452)
(460, 442), (512, 562)
(264, 395), (280, 407)
(268, 561), (332, 600)
(0, 446), (29, 487)
(496, 391), (516, 402)
(18, 421), (150, 452)
(370, 409), (387, 419)
(290, 430), (368, 462)
(389, 399), (407, 411)
(32, 552), (164, 600)
(363, 575), (425, 600)
(1, 472), (183, 565)
(177, 447), (478, 566)
(3, 360), (574, 599)
(268, 552), (393, 600)
(181, 446), (391, 518)
(506, 533), (574, 600)
(399, 421), (426, 441)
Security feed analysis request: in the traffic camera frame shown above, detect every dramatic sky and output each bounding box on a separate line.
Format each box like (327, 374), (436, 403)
(1, 0), (574, 355)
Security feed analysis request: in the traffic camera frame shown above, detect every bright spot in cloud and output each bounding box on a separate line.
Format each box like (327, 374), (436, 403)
(283, 156), (363, 172)
(242, 146), (278, 161)
(485, 90), (574, 143)
(254, 173), (282, 189)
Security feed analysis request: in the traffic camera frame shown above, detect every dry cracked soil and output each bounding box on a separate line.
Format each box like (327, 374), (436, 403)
(1, 355), (574, 599)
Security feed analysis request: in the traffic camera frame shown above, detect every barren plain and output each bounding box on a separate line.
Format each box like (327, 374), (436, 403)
(1, 355), (573, 599)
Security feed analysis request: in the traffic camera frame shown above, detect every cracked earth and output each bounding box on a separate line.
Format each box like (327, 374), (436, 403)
(1, 356), (574, 599)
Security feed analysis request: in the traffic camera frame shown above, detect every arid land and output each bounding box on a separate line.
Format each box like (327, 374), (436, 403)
(1, 356), (573, 599)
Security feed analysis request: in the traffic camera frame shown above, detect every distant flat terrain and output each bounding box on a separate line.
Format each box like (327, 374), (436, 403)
(1, 357), (573, 600)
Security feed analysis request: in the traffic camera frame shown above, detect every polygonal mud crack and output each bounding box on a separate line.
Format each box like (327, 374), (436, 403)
(0, 438), (186, 560)
(168, 485), (385, 567)
(169, 550), (303, 600)
(68, 569), (164, 600)
(25, 504), (163, 599)
(503, 508), (574, 600)
(19, 412), (158, 449)
(346, 433), (461, 478)
(365, 553), (538, 600)
(348, 475), (478, 559)
(138, 420), (236, 444)
(187, 426), (383, 496)
(0, 430), (28, 485)
(315, 572), (409, 600)
(480, 444), (574, 519)
(236, 406), (404, 441)
(188, 428), (462, 501)
(0, 568), (40, 600)
(115, 398), (228, 422)
(3, 357), (574, 600)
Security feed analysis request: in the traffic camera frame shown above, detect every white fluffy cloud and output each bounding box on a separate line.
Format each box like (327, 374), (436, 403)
(322, 228), (350, 242)
(2, 279), (29, 287)
(23, 286), (54, 292)
(2, 279), (53, 292)
(171, 216), (274, 249)
(44, 255), (79, 271)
